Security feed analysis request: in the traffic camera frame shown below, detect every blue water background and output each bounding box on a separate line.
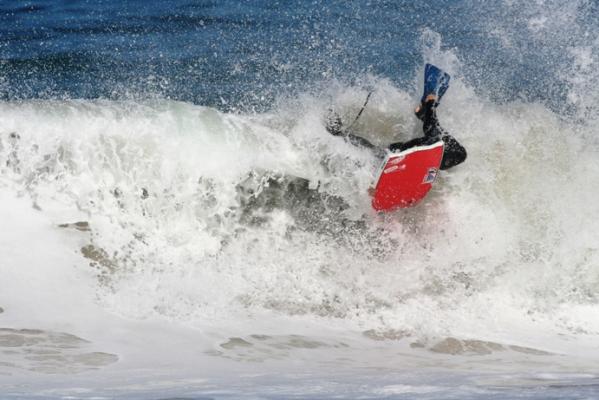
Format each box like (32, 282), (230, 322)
(1, 0), (597, 110)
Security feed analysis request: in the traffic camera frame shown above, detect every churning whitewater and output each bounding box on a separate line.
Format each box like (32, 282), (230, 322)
(2, 73), (598, 339)
(1, 0), (599, 398)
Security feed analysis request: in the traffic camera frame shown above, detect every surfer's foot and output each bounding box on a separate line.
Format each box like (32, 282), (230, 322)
(424, 94), (437, 103)
(414, 95), (438, 121)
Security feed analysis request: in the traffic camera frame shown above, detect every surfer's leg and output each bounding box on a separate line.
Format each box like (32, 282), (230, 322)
(439, 135), (467, 170)
(345, 132), (376, 150)
(388, 98), (442, 153)
(415, 98), (447, 138)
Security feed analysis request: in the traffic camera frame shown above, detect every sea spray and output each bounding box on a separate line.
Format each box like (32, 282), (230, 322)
(1, 69), (598, 343)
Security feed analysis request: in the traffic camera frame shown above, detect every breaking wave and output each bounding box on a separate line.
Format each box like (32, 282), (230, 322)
(1, 0), (599, 354)
(1, 66), (598, 343)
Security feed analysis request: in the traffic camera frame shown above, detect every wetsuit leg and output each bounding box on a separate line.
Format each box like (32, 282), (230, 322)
(439, 135), (467, 170)
(388, 101), (440, 152)
(389, 100), (467, 170)
(325, 104), (466, 168)
(422, 101), (466, 169)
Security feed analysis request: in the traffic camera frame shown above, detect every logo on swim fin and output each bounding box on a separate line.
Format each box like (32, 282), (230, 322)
(423, 168), (438, 183)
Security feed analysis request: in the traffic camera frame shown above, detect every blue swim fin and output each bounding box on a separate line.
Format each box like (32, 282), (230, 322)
(421, 64), (450, 104)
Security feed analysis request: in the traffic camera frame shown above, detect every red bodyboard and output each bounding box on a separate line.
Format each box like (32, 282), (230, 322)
(371, 141), (444, 211)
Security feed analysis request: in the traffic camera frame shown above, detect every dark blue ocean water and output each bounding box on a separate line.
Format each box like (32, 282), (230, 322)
(2, 0), (596, 111)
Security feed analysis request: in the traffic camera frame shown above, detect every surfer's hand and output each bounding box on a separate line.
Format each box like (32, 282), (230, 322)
(368, 186), (375, 197)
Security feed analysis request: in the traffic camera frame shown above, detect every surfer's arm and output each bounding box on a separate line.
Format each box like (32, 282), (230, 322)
(388, 136), (437, 152)
(326, 110), (384, 155)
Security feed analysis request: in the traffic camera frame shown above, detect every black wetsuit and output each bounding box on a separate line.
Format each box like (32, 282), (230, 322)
(327, 101), (467, 170)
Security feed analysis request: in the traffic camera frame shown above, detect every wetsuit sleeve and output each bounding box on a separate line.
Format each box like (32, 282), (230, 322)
(325, 110), (380, 151)
(388, 136), (434, 152)
(325, 112), (344, 136)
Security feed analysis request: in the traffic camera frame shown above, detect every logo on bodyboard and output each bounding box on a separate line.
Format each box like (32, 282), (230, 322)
(383, 164), (406, 174)
(422, 168), (438, 184)
(387, 155), (405, 165)
(384, 165), (399, 174)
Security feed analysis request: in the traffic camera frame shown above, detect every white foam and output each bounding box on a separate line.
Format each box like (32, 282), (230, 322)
(2, 34), (599, 395)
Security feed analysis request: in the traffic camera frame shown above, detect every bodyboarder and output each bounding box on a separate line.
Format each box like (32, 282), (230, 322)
(326, 64), (467, 171)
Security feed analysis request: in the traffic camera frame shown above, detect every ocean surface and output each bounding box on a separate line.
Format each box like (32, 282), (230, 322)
(1, 0), (599, 399)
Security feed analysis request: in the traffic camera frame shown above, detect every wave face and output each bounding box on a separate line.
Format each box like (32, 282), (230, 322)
(1, 0), (599, 371)
(1, 73), (598, 341)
